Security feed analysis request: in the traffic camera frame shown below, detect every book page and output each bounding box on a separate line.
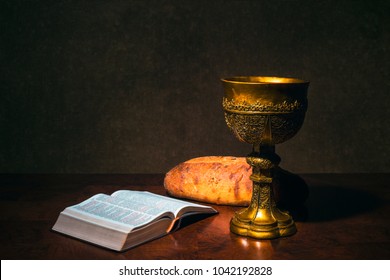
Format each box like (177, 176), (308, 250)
(112, 190), (213, 217)
(69, 194), (174, 229)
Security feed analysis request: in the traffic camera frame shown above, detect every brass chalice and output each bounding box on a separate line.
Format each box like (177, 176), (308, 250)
(221, 76), (309, 239)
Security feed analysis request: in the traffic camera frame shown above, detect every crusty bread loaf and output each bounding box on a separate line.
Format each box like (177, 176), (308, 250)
(164, 156), (309, 208)
(164, 156), (252, 206)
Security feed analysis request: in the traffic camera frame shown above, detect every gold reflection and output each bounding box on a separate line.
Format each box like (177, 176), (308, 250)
(234, 235), (276, 258)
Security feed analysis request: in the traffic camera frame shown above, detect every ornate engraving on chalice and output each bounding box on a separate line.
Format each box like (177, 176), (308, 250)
(221, 76), (309, 239)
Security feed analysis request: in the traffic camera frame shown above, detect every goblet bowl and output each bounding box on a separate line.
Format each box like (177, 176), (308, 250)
(222, 76), (309, 145)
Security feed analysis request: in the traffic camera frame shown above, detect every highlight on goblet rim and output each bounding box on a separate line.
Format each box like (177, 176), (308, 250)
(221, 76), (309, 85)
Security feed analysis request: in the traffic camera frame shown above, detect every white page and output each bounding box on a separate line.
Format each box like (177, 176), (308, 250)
(69, 194), (173, 228)
(112, 190), (211, 216)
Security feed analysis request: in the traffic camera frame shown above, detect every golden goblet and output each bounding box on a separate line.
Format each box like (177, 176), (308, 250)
(221, 76), (309, 239)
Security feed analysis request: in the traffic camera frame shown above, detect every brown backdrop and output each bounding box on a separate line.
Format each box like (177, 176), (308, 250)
(1, 0), (389, 173)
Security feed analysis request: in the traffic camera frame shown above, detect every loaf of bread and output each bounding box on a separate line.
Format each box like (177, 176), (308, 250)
(164, 156), (309, 208)
(164, 156), (252, 206)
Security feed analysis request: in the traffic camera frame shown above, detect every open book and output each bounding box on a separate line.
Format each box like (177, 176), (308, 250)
(52, 190), (217, 251)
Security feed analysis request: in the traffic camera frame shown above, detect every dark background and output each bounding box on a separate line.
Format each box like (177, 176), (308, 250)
(1, 0), (389, 174)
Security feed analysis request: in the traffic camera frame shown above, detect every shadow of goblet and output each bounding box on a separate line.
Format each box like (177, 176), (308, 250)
(303, 185), (383, 222)
(273, 171), (383, 223)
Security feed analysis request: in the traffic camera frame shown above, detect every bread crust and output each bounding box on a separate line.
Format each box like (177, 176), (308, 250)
(164, 156), (252, 206)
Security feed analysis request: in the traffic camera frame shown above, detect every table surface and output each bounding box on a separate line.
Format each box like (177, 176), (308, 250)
(0, 173), (389, 260)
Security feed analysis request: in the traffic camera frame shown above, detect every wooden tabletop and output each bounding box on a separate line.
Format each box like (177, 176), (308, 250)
(0, 173), (389, 260)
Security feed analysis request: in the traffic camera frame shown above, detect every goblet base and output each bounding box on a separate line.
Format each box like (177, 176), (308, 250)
(230, 207), (297, 239)
(229, 145), (297, 239)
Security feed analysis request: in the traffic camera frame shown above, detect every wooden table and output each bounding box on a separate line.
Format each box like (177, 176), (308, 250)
(0, 174), (389, 260)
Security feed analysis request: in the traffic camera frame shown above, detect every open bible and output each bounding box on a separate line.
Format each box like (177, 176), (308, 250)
(52, 190), (217, 251)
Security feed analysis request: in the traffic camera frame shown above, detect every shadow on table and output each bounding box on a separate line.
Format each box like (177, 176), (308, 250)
(172, 212), (218, 231)
(293, 185), (384, 222)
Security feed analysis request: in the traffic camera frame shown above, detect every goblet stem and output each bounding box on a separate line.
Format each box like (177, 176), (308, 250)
(230, 144), (297, 239)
